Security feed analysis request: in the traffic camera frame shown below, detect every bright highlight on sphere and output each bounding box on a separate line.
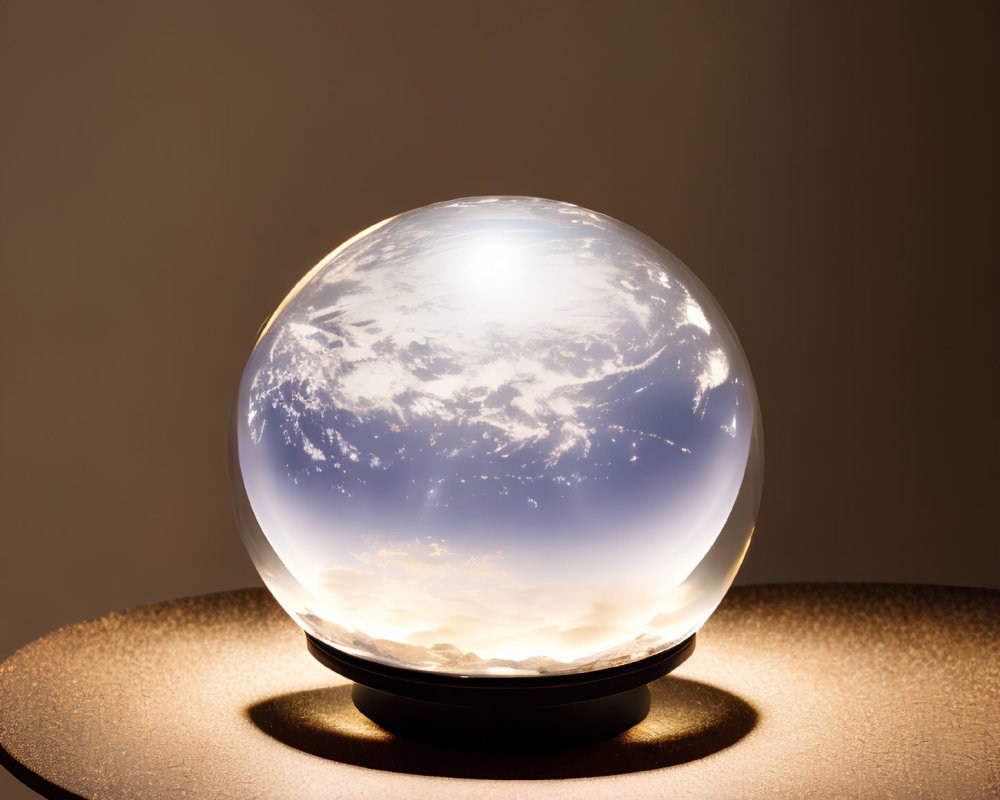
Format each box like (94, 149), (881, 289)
(232, 196), (763, 677)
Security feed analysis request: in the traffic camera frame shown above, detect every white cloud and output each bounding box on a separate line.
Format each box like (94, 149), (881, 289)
(680, 296), (712, 334)
(298, 535), (701, 675)
(693, 348), (730, 412)
(246, 201), (737, 474)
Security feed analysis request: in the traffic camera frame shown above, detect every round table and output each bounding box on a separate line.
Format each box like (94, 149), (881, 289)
(1, 584), (997, 799)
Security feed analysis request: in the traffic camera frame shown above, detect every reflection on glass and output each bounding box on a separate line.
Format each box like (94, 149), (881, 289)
(232, 197), (763, 676)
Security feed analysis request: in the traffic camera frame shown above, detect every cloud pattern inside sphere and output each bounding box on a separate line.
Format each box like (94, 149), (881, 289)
(232, 196), (763, 676)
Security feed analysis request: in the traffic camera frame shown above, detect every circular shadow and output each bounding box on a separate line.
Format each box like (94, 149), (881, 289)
(246, 676), (758, 779)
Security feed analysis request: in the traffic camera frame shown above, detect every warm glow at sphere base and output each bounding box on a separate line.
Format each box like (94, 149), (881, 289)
(305, 628), (695, 744)
(232, 196), (763, 681)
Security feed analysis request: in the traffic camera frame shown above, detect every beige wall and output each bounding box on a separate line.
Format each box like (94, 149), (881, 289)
(1, 0), (997, 748)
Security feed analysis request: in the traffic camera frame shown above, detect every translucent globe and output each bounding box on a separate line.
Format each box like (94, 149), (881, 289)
(231, 196), (762, 677)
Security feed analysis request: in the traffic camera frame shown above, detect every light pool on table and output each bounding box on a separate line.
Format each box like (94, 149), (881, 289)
(232, 196), (763, 677)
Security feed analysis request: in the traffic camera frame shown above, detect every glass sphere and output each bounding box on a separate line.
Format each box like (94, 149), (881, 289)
(231, 196), (762, 677)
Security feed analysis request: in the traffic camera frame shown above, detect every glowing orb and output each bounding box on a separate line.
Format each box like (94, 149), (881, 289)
(231, 196), (763, 677)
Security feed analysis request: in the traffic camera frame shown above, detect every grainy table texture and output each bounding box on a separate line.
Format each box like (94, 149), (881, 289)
(1, 584), (997, 799)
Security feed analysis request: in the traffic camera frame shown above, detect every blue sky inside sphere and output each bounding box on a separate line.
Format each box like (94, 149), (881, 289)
(236, 197), (756, 673)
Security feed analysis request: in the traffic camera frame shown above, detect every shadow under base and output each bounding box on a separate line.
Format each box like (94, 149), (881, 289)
(305, 633), (696, 745)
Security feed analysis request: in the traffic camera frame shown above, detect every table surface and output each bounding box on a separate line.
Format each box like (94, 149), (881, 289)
(1, 584), (997, 799)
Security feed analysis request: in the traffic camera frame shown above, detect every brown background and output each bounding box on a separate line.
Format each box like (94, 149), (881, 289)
(0, 5), (997, 793)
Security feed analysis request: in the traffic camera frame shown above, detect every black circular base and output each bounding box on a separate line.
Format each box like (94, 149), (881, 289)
(306, 633), (695, 744)
(352, 683), (652, 747)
